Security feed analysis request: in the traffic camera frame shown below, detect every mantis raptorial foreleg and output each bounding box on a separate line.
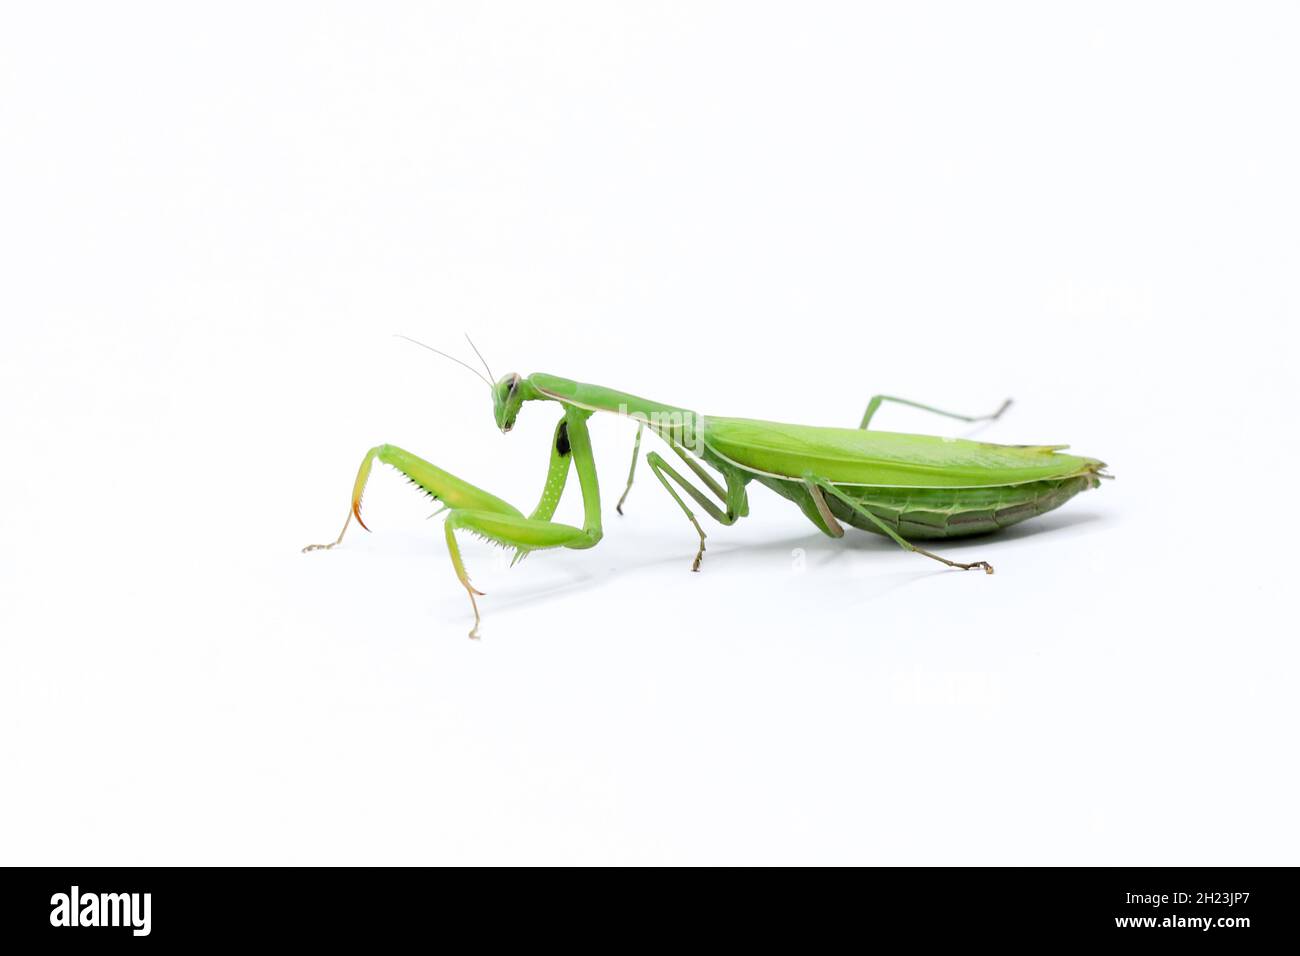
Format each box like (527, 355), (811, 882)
(303, 410), (603, 638)
(803, 475), (994, 574)
(443, 509), (594, 635)
(858, 395), (1012, 430)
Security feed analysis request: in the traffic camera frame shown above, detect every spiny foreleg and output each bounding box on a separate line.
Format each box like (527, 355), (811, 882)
(303, 412), (604, 638)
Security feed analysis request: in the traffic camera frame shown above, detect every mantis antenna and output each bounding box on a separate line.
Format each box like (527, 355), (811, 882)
(393, 334), (492, 388)
(464, 333), (495, 384)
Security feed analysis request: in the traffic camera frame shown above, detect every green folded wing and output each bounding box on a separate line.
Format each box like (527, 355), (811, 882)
(702, 416), (1102, 487)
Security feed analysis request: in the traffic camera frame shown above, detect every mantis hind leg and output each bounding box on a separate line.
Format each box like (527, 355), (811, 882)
(859, 395), (1012, 430)
(803, 475), (994, 575)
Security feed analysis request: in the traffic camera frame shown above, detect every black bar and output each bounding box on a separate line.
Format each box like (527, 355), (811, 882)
(2, 866), (1294, 945)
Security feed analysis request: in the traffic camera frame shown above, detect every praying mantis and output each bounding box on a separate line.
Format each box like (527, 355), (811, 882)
(304, 337), (1109, 637)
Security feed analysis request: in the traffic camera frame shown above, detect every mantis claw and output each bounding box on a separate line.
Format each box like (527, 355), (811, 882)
(302, 510), (356, 553)
(690, 543), (705, 572)
(463, 583), (484, 639)
(944, 558), (993, 573)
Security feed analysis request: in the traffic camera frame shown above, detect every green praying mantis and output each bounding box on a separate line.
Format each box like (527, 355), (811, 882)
(304, 337), (1109, 637)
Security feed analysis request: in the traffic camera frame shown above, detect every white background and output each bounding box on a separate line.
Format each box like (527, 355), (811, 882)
(2, 2), (1296, 865)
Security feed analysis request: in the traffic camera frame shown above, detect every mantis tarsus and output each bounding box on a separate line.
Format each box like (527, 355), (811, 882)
(305, 338), (1109, 638)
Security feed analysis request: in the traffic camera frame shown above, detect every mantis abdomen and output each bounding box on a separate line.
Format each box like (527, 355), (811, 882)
(755, 471), (1100, 540)
(825, 473), (1099, 539)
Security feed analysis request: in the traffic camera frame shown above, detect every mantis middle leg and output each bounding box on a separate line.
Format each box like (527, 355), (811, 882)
(303, 409), (604, 638)
(615, 422), (643, 515)
(643, 440), (749, 571)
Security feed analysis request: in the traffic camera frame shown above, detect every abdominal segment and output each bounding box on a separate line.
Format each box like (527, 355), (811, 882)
(834, 474), (1099, 539)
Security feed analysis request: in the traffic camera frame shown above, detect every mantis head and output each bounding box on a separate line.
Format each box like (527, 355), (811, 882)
(394, 335), (532, 432)
(493, 373), (528, 432)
